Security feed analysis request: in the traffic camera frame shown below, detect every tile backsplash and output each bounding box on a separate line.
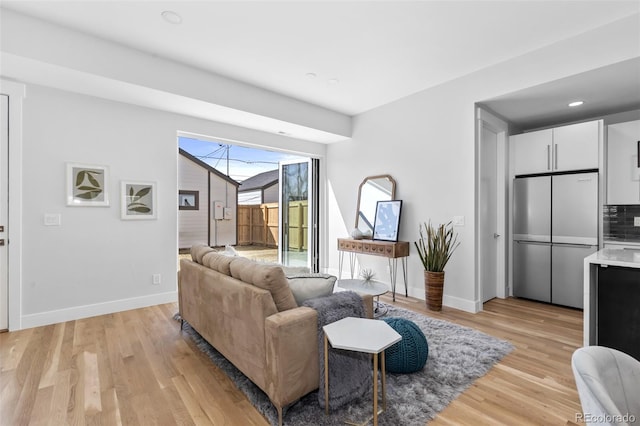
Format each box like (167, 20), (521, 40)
(603, 205), (640, 242)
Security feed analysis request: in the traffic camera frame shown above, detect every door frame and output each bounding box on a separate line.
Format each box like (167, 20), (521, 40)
(475, 107), (508, 309)
(1, 79), (25, 331)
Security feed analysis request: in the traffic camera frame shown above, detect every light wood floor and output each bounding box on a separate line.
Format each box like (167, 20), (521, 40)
(0, 296), (583, 425)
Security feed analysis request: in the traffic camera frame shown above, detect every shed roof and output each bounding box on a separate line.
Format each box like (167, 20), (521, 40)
(179, 148), (240, 186)
(239, 169), (279, 192)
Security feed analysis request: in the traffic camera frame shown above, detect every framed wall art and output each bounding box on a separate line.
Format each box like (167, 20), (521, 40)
(66, 163), (110, 206)
(121, 181), (157, 220)
(372, 200), (403, 242)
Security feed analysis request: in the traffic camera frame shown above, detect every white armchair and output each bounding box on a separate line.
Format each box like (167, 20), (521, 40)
(572, 346), (640, 426)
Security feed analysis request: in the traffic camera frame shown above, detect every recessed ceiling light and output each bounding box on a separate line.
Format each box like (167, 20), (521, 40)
(305, 72), (317, 79)
(328, 78), (339, 85)
(568, 101), (584, 107)
(161, 10), (182, 24)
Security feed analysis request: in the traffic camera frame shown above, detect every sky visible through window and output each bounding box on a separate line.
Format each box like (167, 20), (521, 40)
(179, 136), (305, 183)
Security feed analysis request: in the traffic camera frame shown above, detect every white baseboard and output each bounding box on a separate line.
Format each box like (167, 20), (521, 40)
(327, 270), (480, 314)
(409, 285), (479, 313)
(20, 291), (178, 330)
(326, 267), (357, 280)
(443, 294), (481, 313)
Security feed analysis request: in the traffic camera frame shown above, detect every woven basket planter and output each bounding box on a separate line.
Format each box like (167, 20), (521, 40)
(424, 271), (445, 311)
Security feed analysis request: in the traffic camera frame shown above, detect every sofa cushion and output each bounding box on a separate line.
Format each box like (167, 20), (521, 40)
(201, 251), (217, 268)
(203, 251), (235, 276)
(191, 244), (216, 264)
(256, 260), (311, 277)
(230, 257), (298, 311)
(287, 273), (337, 305)
(282, 265), (312, 276)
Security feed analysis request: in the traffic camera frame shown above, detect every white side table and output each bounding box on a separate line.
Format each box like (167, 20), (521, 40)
(323, 317), (402, 426)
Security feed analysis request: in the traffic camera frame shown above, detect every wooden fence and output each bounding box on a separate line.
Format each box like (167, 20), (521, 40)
(237, 201), (308, 251)
(238, 203), (278, 247)
(285, 200), (308, 252)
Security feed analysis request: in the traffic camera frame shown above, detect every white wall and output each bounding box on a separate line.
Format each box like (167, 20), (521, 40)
(238, 184), (278, 205)
(326, 14), (640, 312)
(238, 190), (261, 205)
(178, 155), (208, 249)
(209, 175), (237, 247)
(17, 84), (326, 329)
(263, 183), (279, 204)
(21, 85), (178, 324)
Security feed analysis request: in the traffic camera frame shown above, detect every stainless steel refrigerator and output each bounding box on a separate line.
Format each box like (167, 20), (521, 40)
(513, 172), (598, 308)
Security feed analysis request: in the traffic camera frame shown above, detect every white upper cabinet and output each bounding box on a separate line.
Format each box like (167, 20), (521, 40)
(552, 121), (600, 172)
(512, 120), (600, 175)
(512, 129), (553, 175)
(607, 120), (640, 205)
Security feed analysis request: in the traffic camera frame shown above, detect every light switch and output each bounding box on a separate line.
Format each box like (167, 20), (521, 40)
(634, 217), (640, 227)
(452, 216), (465, 226)
(44, 213), (61, 227)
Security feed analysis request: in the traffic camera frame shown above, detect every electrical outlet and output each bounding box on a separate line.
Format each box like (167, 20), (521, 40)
(152, 274), (161, 285)
(452, 216), (465, 226)
(44, 213), (61, 227)
(635, 217), (640, 227)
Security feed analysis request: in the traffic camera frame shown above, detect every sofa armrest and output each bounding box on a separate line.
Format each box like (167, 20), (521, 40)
(264, 307), (319, 408)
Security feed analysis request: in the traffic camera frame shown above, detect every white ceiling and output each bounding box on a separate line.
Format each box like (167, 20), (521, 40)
(483, 57), (640, 130)
(3, 0), (640, 122)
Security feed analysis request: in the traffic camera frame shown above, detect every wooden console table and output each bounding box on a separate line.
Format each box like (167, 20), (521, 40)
(337, 238), (409, 301)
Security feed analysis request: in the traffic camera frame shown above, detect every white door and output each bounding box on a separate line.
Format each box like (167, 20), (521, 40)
(477, 108), (508, 305)
(279, 158), (317, 269)
(0, 95), (8, 330)
(480, 124), (498, 302)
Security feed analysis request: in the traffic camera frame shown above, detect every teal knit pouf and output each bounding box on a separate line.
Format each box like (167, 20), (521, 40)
(382, 317), (428, 373)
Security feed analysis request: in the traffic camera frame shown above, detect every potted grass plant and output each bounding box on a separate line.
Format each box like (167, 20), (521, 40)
(414, 221), (460, 311)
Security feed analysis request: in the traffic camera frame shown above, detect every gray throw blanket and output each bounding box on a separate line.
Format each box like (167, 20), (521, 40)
(303, 291), (372, 409)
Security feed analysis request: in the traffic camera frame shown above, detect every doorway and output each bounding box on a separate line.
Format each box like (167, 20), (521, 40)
(0, 95), (7, 330)
(476, 107), (508, 306)
(278, 158), (319, 270)
(0, 80), (24, 331)
(178, 136), (320, 270)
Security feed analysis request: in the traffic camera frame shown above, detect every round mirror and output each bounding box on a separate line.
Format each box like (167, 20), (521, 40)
(355, 175), (396, 237)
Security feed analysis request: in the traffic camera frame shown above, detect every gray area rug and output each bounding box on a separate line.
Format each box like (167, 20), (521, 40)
(180, 303), (514, 425)
(303, 291), (371, 409)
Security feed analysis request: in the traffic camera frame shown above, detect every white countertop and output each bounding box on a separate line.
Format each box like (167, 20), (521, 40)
(585, 248), (640, 269)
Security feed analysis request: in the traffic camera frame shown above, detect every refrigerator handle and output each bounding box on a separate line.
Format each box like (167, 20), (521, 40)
(554, 143), (558, 170)
(515, 240), (549, 247)
(553, 243), (598, 249)
(547, 145), (551, 170)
